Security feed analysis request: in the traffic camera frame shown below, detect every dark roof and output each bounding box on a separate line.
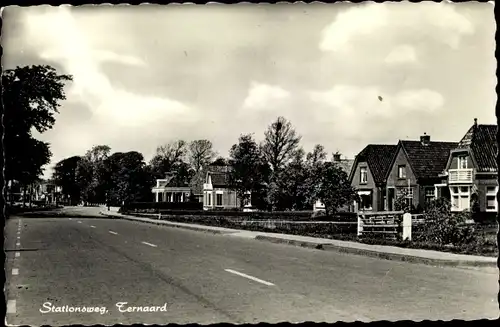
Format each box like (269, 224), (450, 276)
(353, 144), (397, 184)
(165, 176), (190, 188)
(401, 140), (458, 180)
(457, 124), (497, 172)
(209, 172), (231, 187)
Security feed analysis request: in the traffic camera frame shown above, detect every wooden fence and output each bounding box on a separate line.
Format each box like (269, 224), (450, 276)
(357, 211), (414, 240)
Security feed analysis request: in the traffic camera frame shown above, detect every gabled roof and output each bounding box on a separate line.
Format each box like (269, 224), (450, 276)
(398, 140), (458, 181)
(207, 171), (231, 188)
(350, 144), (397, 185)
(456, 124), (497, 172)
(165, 176), (190, 188)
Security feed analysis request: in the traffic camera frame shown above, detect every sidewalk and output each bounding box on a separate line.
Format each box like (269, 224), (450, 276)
(100, 210), (498, 268)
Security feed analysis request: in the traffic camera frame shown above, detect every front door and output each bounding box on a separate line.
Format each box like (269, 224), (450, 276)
(387, 188), (395, 211)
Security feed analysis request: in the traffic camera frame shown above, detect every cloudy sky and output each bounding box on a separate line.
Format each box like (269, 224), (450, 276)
(2, 2), (496, 178)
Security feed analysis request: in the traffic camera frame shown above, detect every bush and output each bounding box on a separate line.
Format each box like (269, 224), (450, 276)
(413, 198), (477, 246)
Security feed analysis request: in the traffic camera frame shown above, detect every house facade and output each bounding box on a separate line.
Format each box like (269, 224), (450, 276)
(436, 119), (497, 213)
(203, 170), (245, 210)
(385, 134), (458, 212)
(151, 175), (191, 203)
(349, 144), (397, 212)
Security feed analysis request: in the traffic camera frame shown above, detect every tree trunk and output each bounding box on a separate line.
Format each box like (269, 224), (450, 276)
(22, 185), (27, 207)
(29, 184), (32, 208)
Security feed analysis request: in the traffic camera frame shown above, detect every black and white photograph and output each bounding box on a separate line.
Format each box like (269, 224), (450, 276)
(2, 2), (498, 325)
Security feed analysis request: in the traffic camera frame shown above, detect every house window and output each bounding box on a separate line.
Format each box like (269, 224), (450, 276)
(425, 187), (435, 205)
(358, 191), (372, 211)
(396, 187), (413, 209)
(207, 192), (212, 206)
(216, 193), (223, 206)
(486, 186), (497, 212)
(360, 167), (368, 184)
(458, 156), (467, 169)
(450, 186), (470, 211)
(398, 165), (406, 179)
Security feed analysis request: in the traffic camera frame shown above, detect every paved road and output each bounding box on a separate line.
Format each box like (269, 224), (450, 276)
(5, 212), (499, 325)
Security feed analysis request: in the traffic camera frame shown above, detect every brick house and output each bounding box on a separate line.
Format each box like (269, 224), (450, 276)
(435, 119), (497, 214)
(385, 134), (458, 212)
(203, 169), (245, 210)
(349, 144), (397, 212)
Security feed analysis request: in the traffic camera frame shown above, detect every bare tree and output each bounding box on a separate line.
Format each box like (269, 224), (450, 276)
(150, 140), (187, 178)
(188, 139), (216, 173)
(261, 116), (301, 173)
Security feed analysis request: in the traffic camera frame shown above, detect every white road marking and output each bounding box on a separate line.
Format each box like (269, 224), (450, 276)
(109, 231), (118, 235)
(17, 236), (20, 239)
(12, 268), (19, 275)
(16, 242), (20, 247)
(224, 269), (275, 286)
(15, 252), (20, 258)
(7, 300), (16, 314)
(69, 218), (72, 220)
(90, 225), (96, 228)
(78, 221), (82, 224)
(141, 241), (158, 247)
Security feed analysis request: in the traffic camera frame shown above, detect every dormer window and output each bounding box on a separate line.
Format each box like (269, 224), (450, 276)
(360, 167), (368, 184)
(458, 156), (467, 169)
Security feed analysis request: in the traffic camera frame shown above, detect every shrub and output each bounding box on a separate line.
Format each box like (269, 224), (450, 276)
(414, 198), (477, 246)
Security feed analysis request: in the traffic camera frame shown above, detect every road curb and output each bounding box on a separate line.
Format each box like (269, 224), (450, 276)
(101, 212), (497, 269)
(255, 235), (497, 268)
(100, 212), (237, 235)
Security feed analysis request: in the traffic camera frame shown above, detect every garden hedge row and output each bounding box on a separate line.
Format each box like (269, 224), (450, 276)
(121, 208), (358, 221)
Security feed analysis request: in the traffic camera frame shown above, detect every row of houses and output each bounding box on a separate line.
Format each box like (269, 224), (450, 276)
(349, 118), (497, 214)
(151, 118), (497, 214)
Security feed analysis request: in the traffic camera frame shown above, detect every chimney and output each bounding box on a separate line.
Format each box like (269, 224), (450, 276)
(420, 132), (431, 146)
(333, 153), (341, 162)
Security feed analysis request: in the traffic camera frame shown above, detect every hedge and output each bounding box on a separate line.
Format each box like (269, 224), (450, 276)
(121, 208), (357, 221)
(123, 201), (203, 211)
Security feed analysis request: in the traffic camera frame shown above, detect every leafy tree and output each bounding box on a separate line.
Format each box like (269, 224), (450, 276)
(211, 157), (228, 166)
(314, 161), (358, 215)
(53, 156), (82, 205)
(282, 148), (310, 210)
(229, 134), (270, 209)
(150, 140), (187, 178)
(105, 151), (153, 206)
(3, 65), (72, 202)
(76, 145), (111, 205)
(188, 140), (216, 173)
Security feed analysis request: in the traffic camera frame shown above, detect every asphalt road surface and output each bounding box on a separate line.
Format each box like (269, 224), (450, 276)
(5, 210), (499, 325)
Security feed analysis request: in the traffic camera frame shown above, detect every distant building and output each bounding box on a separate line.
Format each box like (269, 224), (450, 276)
(151, 174), (191, 203)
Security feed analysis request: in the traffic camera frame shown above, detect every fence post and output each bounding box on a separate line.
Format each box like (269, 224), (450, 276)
(402, 212), (412, 241)
(357, 214), (363, 236)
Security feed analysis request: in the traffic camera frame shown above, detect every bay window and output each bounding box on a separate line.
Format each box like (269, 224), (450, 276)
(450, 186), (470, 211)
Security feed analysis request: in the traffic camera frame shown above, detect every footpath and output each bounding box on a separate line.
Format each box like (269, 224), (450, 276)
(99, 210), (498, 269)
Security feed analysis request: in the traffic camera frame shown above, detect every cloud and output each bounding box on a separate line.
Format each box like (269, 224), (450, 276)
(320, 2), (475, 53)
(308, 85), (445, 136)
(22, 6), (191, 130)
(385, 44), (417, 64)
(243, 82), (290, 110)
